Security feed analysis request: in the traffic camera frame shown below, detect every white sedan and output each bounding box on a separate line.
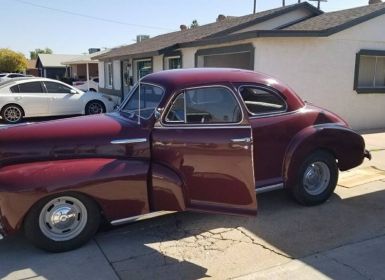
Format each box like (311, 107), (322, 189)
(0, 78), (117, 123)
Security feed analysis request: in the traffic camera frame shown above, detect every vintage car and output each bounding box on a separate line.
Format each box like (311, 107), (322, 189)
(0, 68), (370, 252)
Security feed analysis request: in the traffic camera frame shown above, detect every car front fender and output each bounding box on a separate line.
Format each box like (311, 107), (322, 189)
(0, 158), (150, 234)
(283, 124), (366, 189)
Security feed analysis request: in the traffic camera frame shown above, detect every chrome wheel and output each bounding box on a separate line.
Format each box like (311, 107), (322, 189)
(303, 161), (331, 196)
(38, 196), (88, 241)
(87, 102), (104, 114)
(3, 105), (22, 123)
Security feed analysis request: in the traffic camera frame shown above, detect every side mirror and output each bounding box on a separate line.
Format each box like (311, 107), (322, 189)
(154, 108), (163, 120)
(70, 89), (77, 94)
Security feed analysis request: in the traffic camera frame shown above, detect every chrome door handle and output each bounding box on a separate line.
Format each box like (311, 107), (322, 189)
(110, 138), (147, 144)
(231, 137), (251, 143)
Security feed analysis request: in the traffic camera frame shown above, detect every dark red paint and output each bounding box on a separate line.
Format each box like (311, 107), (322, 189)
(0, 68), (368, 237)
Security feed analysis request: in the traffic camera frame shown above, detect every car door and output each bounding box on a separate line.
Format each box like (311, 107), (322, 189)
(152, 85), (257, 216)
(43, 81), (83, 115)
(12, 81), (49, 116)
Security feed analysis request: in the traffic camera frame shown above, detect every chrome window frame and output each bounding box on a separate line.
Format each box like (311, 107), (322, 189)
(160, 85), (245, 127)
(238, 85), (288, 118)
(119, 81), (166, 120)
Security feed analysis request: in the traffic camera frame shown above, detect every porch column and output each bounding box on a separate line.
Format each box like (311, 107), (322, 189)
(86, 63), (90, 91)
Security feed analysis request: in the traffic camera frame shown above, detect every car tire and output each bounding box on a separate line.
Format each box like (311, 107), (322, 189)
(24, 193), (101, 252)
(89, 88), (97, 92)
(291, 151), (338, 206)
(85, 100), (105, 115)
(1, 104), (24, 124)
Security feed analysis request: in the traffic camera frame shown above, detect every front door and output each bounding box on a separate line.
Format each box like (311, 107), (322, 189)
(43, 81), (83, 115)
(122, 60), (131, 99)
(152, 85), (257, 215)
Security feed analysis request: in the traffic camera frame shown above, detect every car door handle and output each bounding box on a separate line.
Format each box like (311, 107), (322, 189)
(110, 138), (147, 144)
(231, 137), (251, 143)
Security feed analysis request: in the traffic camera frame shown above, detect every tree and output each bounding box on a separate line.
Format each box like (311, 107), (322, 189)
(0, 48), (28, 73)
(190, 20), (199, 28)
(30, 48), (53, 60)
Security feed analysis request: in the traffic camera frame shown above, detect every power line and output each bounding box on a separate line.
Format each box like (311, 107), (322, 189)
(12, 0), (175, 31)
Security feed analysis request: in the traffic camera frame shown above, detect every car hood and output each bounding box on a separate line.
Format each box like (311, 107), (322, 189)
(0, 113), (151, 167)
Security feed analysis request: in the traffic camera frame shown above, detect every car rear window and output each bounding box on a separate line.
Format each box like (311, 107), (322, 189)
(239, 86), (287, 115)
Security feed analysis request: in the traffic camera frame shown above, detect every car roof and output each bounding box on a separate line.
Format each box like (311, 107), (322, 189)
(142, 68), (304, 111)
(0, 77), (76, 90)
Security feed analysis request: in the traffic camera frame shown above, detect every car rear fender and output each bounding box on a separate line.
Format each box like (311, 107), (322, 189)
(283, 124), (366, 189)
(0, 158), (151, 233)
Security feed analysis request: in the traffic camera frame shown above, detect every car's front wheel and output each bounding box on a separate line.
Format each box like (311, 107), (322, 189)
(291, 151), (338, 206)
(24, 193), (100, 252)
(1, 104), (24, 123)
(85, 100), (105, 115)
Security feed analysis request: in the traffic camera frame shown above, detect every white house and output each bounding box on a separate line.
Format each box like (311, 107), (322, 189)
(94, 1), (385, 130)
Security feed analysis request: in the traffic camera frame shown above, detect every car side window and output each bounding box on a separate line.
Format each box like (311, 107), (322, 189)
(239, 86), (286, 115)
(44, 82), (72, 94)
(10, 85), (19, 93)
(165, 87), (242, 124)
(18, 82), (44, 93)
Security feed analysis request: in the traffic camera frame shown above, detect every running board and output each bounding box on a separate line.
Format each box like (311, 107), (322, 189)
(110, 211), (175, 226)
(255, 183), (284, 194)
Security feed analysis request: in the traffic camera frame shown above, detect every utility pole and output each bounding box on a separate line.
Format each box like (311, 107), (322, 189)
(282, 0), (285, 6)
(253, 0), (256, 14)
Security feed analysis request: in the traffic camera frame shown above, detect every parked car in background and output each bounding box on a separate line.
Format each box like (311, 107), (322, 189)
(0, 77), (116, 123)
(0, 73), (28, 82)
(73, 77), (99, 92)
(0, 68), (370, 252)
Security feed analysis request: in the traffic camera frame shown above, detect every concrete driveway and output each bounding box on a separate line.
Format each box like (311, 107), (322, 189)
(1, 132), (385, 279)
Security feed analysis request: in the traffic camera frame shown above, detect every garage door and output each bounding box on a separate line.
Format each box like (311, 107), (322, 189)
(195, 44), (254, 70)
(202, 52), (253, 70)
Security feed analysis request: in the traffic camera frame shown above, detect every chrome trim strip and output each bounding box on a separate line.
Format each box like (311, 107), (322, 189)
(111, 211), (174, 226)
(154, 125), (251, 130)
(110, 138), (147, 144)
(255, 183), (284, 194)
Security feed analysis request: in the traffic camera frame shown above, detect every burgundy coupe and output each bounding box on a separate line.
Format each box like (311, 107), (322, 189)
(0, 68), (370, 252)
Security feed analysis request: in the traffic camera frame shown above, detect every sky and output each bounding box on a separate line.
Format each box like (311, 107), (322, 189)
(0, 0), (373, 58)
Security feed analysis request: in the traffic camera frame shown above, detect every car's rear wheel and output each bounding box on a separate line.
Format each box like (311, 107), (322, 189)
(291, 151), (338, 206)
(1, 104), (23, 123)
(85, 100), (105, 115)
(24, 193), (100, 252)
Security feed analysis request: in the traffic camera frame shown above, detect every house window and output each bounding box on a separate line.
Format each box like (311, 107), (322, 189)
(134, 59), (152, 82)
(105, 62), (113, 88)
(355, 50), (385, 93)
(164, 56), (181, 70)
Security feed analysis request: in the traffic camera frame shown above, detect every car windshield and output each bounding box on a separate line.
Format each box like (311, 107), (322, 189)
(120, 83), (164, 119)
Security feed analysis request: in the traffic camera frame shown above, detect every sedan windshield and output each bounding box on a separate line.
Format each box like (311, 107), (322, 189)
(120, 83), (164, 119)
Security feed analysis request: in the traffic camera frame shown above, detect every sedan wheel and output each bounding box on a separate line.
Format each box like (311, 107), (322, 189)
(38, 196), (88, 242)
(86, 101), (105, 115)
(24, 193), (100, 252)
(291, 151), (338, 206)
(2, 105), (23, 123)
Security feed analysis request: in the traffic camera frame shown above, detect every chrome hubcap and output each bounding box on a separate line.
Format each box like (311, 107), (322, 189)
(39, 196), (87, 241)
(303, 161), (330, 196)
(88, 103), (103, 114)
(4, 106), (22, 122)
